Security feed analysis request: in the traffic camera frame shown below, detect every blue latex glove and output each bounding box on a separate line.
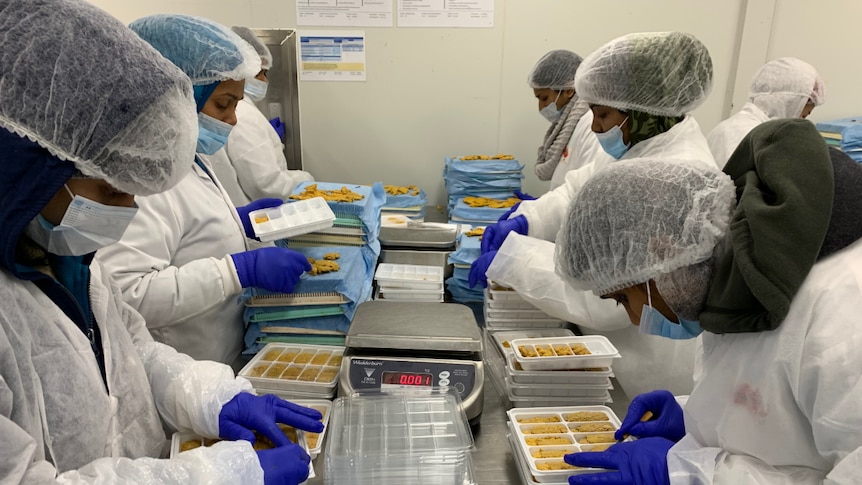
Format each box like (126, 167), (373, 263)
(220, 393), (324, 447)
(257, 443), (311, 485)
(269, 117), (285, 139)
(481, 215), (528, 254)
(231, 247), (312, 293)
(468, 250), (497, 289)
(514, 190), (536, 201)
(498, 191), (538, 221)
(236, 198), (284, 239)
(565, 437), (675, 485)
(614, 390), (685, 443)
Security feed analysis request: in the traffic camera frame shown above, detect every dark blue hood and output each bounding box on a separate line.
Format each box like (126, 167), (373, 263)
(0, 127), (77, 278)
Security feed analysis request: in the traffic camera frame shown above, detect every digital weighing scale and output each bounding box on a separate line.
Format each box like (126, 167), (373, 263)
(339, 301), (484, 427)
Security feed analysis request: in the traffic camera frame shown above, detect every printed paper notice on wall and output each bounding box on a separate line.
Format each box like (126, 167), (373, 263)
(298, 31), (367, 82)
(397, 0), (494, 28)
(296, 0), (393, 27)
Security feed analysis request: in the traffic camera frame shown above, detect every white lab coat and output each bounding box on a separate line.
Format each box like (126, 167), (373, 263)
(487, 115), (717, 397)
(706, 102), (771, 169)
(96, 156), (250, 366)
(548, 110), (604, 190)
(668, 239), (862, 484)
(211, 98), (313, 206)
(0, 261), (261, 484)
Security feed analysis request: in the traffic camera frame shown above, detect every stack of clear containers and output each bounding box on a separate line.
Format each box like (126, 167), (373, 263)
(324, 389), (476, 484)
(374, 263), (445, 303)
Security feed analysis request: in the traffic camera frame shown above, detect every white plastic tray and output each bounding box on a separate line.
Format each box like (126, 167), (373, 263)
(484, 287), (536, 310)
(508, 392), (613, 408)
(374, 263), (444, 290)
(506, 352), (614, 385)
(249, 197), (335, 242)
(375, 287), (444, 302)
(238, 343), (344, 393)
(491, 329), (574, 357)
(508, 406), (623, 483)
(286, 398), (332, 458)
(506, 377), (612, 398)
(378, 282), (445, 292)
(485, 307), (552, 320)
(511, 336), (620, 371)
(509, 432), (559, 485)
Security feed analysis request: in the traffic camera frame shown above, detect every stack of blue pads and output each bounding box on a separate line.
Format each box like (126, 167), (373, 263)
(445, 229), (485, 303)
(816, 116), (862, 163)
(443, 156), (524, 224)
(242, 245), (377, 354)
(382, 186), (427, 221)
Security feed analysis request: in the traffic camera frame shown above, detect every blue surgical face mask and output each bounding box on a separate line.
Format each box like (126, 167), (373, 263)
(196, 112), (233, 155)
(25, 184), (138, 256)
(540, 92), (563, 123)
(595, 116), (630, 160)
(638, 283), (703, 340)
(244, 78), (268, 102)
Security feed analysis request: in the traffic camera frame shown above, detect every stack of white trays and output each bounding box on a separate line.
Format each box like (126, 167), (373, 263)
(374, 263), (444, 303)
(507, 406), (628, 484)
(238, 343), (345, 399)
(484, 329), (618, 408)
(483, 285), (563, 329)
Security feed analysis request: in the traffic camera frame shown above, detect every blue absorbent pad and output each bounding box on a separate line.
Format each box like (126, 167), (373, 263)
(445, 157), (524, 173)
(448, 230), (482, 265)
(446, 276), (485, 303)
(840, 124), (862, 152)
(816, 116), (862, 134)
(384, 189), (427, 208)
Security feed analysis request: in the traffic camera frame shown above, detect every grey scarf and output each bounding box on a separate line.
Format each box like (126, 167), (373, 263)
(535, 97), (589, 180)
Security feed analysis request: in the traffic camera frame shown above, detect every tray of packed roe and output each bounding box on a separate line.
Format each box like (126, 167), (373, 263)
(507, 406), (624, 483)
(249, 196), (336, 242)
(511, 336), (620, 371)
(491, 329), (574, 357)
(239, 343), (344, 392)
(289, 399), (332, 458)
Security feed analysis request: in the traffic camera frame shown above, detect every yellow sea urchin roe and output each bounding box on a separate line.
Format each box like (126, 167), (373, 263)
(289, 184), (364, 203)
(571, 422), (616, 433)
(262, 349), (282, 361)
(465, 227), (485, 238)
(281, 366), (303, 379)
(316, 368), (338, 382)
(323, 252), (340, 260)
(552, 344), (574, 356)
(276, 350), (300, 363)
(248, 364), (269, 377)
(521, 424), (567, 434)
(563, 411), (610, 423)
(517, 416), (562, 424)
(294, 351), (315, 364)
(525, 436), (571, 446)
(518, 345), (538, 358)
(536, 461), (578, 471)
(254, 214), (269, 223)
(462, 196), (520, 208)
(311, 352), (331, 365)
(298, 367), (321, 381)
(578, 433), (616, 444)
(535, 345), (554, 357)
(530, 448), (570, 459)
(327, 355), (343, 366)
(586, 443), (612, 452)
(179, 440), (202, 452)
(570, 343), (591, 355)
(263, 363), (287, 378)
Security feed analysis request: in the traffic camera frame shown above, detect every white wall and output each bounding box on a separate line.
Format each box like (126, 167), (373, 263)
(87, 0), (862, 204)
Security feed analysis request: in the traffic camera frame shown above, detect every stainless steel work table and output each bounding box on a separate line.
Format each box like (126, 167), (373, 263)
(305, 374), (629, 484)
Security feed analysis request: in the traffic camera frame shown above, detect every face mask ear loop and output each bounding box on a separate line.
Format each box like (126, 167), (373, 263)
(64, 183), (75, 199)
(646, 281), (653, 308)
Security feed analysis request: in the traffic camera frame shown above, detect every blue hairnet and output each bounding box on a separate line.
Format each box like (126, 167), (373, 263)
(0, 0), (195, 196)
(231, 26), (273, 71)
(130, 14), (260, 86)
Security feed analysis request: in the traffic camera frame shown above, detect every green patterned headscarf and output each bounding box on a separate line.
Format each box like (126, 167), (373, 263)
(627, 110), (684, 146)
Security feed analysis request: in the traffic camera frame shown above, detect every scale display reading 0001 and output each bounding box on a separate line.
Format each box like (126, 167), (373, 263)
(381, 371), (433, 387)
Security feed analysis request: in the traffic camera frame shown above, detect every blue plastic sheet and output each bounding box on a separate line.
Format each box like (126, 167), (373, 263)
(384, 188), (427, 209)
(448, 231), (482, 265)
(446, 276), (485, 303)
(444, 157), (524, 173)
(450, 198), (514, 223)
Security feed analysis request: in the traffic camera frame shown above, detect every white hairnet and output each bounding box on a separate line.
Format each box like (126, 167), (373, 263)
(231, 26), (273, 71)
(130, 15), (261, 85)
(0, 0), (196, 196)
(575, 32), (713, 116)
(555, 159), (735, 297)
(528, 50), (583, 90)
(749, 57), (825, 119)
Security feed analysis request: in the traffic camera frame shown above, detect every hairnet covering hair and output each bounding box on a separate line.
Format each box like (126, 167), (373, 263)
(231, 26), (273, 71)
(749, 57), (825, 119)
(575, 32), (713, 116)
(528, 49), (583, 90)
(130, 15), (261, 86)
(556, 159), (735, 296)
(0, 0), (196, 196)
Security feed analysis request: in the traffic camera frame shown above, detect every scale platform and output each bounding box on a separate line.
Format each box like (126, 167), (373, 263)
(339, 301), (484, 427)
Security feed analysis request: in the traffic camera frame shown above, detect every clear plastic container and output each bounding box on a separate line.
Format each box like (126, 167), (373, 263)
(506, 352), (614, 385)
(507, 406), (624, 482)
(511, 336), (620, 370)
(491, 329), (574, 357)
(238, 343), (344, 393)
(249, 197), (336, 242)
(375, 263), (445, 290)
(324, 389), (475, 484)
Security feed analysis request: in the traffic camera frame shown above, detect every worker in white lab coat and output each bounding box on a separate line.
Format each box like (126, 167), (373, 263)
(208, 26), (314, 206)
(0, 2), (321, 483)
(97, 15), (312, 369)
(470, 32), (718, 397)
(558, 119), (862, 484)
(707, 57), (825, 168)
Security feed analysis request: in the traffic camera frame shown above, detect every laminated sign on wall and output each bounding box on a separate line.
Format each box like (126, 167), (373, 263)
(299, 30), (367, 82)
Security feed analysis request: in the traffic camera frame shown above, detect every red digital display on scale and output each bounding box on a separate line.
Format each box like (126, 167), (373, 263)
(382, 371), (433, 386)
